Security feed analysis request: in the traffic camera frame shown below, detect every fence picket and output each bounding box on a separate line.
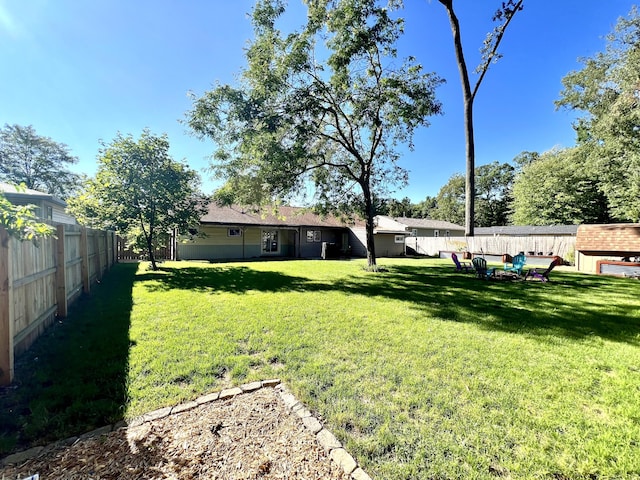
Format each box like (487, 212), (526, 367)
(0, 225), (116, 385)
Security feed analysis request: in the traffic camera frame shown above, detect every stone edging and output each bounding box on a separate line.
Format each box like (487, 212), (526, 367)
(1, 379), (372, 480)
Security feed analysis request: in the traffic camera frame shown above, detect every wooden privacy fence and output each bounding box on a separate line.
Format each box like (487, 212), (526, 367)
(407, 235), (576, 260)
(0, 225), (116, 385)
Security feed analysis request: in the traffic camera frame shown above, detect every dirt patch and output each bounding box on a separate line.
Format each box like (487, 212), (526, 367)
(1, 386), (354, 480)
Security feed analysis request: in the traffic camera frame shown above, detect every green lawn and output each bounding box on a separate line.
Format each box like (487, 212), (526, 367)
(2, 258), (640, 479)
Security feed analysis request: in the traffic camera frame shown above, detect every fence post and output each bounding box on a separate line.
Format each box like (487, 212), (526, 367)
(94, 230), (103, 281)
(56, 224), (68, 318)
(0, 227), (14, 385)
(80, 227), (90, 293)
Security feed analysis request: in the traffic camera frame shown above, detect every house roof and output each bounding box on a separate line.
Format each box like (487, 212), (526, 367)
(576, 223), (640, 252)
(474, 225), (579, 236)
(391, 217), (465, 231)
(201, 204), (356, 228)
(0, 182), (66, 207)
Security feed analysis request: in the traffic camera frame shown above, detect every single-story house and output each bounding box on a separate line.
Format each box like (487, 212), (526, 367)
(575, 223), (640, 275)
(378, 216), (466, 238)
(0, 182), (76, 224)
(177, 205), (413, 261)
(373, 216), (465, 256)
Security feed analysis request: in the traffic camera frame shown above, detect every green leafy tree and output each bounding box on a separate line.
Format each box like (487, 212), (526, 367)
(412, 195), (437, 219)
(511, 148), (610, 225)
(68, 130), (207, 270)
(512, 150), (540, 173)
(386, 197), (414, 218)
(430, 162), (514, 226)
(187, 0), (443, 269)
(437, 0), (524, 235)
(475, 161), (514, 226)
(556, 6), (640, 221)
(430, 173), (466, 225)
(0, 124), (83, 199)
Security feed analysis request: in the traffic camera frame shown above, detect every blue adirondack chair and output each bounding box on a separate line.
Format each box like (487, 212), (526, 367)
(472, 257), (496, 279)
(451, 252), (473, 273)
(504, 254), (526, 276)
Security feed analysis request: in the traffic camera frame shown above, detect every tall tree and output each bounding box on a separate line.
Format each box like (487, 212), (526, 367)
(429, 162), (514, 226)
(437, 0), (523, 235)
(511, 148), (610, 225)
(430, 173), (466, 225)
(187, 0), (443, 269)
(67, 130), (207, 270)
(556, 6), (640, 221)
(386, 197), (414, 218)
(0, 124), (82, 199)
(475, 161), (514, 226)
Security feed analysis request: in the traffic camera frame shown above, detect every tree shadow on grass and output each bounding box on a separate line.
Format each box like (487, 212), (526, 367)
(333, 263), (640, 345)
(0, 263), (137, 456)
(138, 266), (311, 294)
(135, 261), (640, 345)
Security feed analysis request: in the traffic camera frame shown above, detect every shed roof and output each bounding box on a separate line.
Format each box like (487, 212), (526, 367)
(576, 223), (640, 252)
(201, 204), (356, 228)
(474, 225), (579, 236)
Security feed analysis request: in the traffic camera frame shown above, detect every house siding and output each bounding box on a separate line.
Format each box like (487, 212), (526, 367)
(178, 225), (343, 260)
(375, 234), (405, 257)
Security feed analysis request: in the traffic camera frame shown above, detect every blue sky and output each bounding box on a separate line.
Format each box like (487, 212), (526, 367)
(0, 1), (636, 202)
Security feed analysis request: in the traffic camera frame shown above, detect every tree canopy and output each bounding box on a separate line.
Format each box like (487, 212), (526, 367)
(556, 6), (640, 221)
(510, 148), (610, 225)
(68, 129), (206, 270)
(422, 161), (514, 227)
(0, 124), (82, 200)
(187, 0), (443, 268)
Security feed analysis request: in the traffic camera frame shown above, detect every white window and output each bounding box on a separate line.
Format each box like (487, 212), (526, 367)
(445, 230), (451, 237)
(434, 230), (440, 238)
(411, 228), (418, 237)
(394, 235), (405, 243)
(306, 230), (322, 242)
(228, 228), (242, 237)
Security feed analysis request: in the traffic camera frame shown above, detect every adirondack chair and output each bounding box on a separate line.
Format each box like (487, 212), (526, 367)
(452, 252), (473, 273)
(525, 256), (562, 282)
(472, 257), (496, 279)
(504, 254), (527, 276)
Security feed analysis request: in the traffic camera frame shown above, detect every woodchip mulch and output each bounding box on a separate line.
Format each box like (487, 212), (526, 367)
(0, 385), (354, 480)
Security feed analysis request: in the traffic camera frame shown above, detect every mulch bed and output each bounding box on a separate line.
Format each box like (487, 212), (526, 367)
(1, 386), (353, 480)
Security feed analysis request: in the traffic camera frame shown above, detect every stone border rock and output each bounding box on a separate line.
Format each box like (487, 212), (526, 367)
(1, 379), (372, 480)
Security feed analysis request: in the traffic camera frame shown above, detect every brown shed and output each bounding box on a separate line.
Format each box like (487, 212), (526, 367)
(575, 224), (640, 275)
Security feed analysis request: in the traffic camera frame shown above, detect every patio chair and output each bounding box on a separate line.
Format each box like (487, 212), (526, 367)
(504, 253), (526, 276)
(472, 257), (496, 279)
(451, 252), (473, 273)
(525, 256), (562, 282)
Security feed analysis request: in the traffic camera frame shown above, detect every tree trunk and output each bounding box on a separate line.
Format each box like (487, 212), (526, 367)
(362, 182), (377, 269)
(440, 0), (475, 237)
(146, 233), (157, 271)
(139, 210), (158, 271)
(463, 97), (475, 236)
